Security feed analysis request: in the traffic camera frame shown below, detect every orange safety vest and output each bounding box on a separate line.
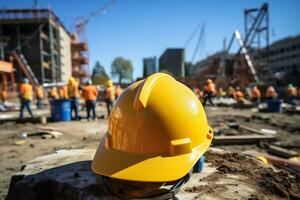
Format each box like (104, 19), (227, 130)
(68, 82), (80, 98)
(234, 91), (244, 101)
(287, 87), (297, 96)
(251, 88), (261, 98)
(105, 86), (115, 101)
(59, 86), (68, 99)
(36, 86), (44, 98)
(204, 83), (216, 93)
(20, 83), (33, 100)
(50, 88), (59, 99)
(83, 85), (98, 101)
(1, 90), (8, 101)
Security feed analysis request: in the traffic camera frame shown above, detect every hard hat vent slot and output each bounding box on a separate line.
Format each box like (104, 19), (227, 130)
(170, 138), (192, 156)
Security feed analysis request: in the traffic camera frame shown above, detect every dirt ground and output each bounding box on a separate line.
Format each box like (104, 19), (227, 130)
(0, 105), (300, 199)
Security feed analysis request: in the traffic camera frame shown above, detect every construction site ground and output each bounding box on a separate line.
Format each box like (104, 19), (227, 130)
(0, 105), (300, 199)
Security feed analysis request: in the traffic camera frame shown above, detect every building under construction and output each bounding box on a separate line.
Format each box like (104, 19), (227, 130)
(0, 9), (88, 89)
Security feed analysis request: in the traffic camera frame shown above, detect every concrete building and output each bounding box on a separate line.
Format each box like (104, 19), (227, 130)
(59, 26), (72, 83)
(143, 57), (156, 78)
(251, 34), (300, 86)
(254, 35), (300, 76)
(159, 48), (185, 77)
(0, 9), (72, 84)
(192, 51), (231, 75)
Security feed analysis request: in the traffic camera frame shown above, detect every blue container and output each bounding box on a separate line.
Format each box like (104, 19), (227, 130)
(50, 100), (71, 121)
(267, 99), (282, 113)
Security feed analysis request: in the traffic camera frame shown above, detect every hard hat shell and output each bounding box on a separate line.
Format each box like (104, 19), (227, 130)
(207, 79), (212, 84)
(23, 78), (29, 84)
(106, 80), (113, 87)
(92, 73), (213, 182)
(69, 77), (76, 85)
(87, 79), (92, 85)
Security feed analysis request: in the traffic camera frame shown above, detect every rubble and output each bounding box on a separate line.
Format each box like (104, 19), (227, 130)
(5, 148), (300, 200)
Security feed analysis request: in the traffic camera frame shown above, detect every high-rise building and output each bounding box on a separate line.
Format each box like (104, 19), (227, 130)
(0, 9), (72, 84)
(159, 48), (185, 77)
(143, 57), (156, 77)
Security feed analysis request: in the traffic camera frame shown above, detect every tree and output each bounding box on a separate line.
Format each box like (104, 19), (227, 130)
(91, 61), (109, 85)
(111, 57), (133, 84)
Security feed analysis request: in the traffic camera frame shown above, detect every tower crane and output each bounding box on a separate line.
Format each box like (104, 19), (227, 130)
(75, 0), (116, 41)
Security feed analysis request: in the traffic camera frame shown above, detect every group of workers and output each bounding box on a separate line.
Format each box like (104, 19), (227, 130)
(16, 77), (122, 120)
(193, 79), (300, 107)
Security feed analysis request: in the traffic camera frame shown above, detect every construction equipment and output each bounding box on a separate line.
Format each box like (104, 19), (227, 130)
(224, 3), (270, 83)
(227, 30), (259, 82)
(75, 0), (116, 41)
(0, 60), (15, 94)
(92, 73), (213, 183)
(11, 50), (39, 88)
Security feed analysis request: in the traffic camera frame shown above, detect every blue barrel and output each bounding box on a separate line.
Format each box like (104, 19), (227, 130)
(267, 99), (282, 112)
(50, 100), (71, 121)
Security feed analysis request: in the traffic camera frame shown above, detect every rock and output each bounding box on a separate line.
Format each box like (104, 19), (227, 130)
(5, 148), (300, 200)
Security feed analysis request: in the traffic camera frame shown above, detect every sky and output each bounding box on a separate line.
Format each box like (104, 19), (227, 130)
(1, 0), (300, 80)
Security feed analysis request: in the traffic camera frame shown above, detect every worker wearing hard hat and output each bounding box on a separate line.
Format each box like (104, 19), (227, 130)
(49, 87), (59, 100)
(68, 77), (81, 120)
(1, 89), (8, 104)
(251, 85), (261, 105)
(217, 87), (226, 98)
(193, 87), (204, 101)
(227, 86), (236, 98)
(266, 86), (278, 100)
(83, 80), (98, 120)
(36, 85), (44, 109)
(59, 85), (68, 99)
(92, 73), (213, 199)
(203, 79), (216, 107)
(19, 78), (34, 118)
(234, 87), (245, 102)
(104, 80), (115, 117)
(115, 85), (123, 99)
(286, 84), (297, 104)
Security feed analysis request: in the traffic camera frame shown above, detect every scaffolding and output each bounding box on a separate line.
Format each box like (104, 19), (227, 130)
(0, 9), (70, 84)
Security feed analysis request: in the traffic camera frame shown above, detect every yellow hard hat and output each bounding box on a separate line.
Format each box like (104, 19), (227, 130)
(106, 80), (113, 87)
(92, 73), (213, 182)
(69, 77), (75, 85)
(256, 155), (269, 165)
(207, 79), (213, 83)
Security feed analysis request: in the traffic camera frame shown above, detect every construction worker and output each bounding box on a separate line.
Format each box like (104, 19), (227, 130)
(115, 85), (123, 99)
(216, 87), (226, 98)
(68, 77), (80, 120)
(234, 87), (245, 102)
(49, 87), (59, 100)
(251, 85), (261, 105)
(104, 80), (115, 116)
(286, 84), (297, 104)
(266, 86), (278, 100)
(194, 87), (204, 100)
(19, 78), (34, 118)
(92, 73), (213, 199)
(59, 85), (68, 99)
(1, 89), (8, 104)
(83, 80), (98, 120)
(227, 86), (236, 98)
(203, 79), (215, 107)
(35, 85), (44, 109)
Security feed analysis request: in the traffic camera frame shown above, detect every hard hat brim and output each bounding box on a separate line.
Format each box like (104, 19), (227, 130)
(92, 136), (212, 182)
